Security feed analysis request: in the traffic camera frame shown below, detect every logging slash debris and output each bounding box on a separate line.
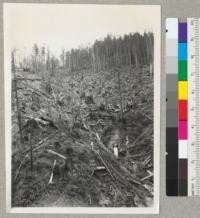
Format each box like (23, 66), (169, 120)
(12, 65), (153, 207)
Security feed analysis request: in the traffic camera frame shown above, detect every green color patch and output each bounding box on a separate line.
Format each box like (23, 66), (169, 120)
(178, 61), (187, 81)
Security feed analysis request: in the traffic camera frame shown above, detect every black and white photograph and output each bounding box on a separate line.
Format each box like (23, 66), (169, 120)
(4, 3), (160, 214)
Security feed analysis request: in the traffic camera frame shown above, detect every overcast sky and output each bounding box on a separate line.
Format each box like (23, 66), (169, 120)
(4, 3), (160, 58)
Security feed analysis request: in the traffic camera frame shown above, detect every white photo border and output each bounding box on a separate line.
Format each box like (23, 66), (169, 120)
(4, 3), (160, 214)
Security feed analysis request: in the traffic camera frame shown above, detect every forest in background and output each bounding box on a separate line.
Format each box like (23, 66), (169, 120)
(11, 32), (154, 207)
(20, 32), (153, 75)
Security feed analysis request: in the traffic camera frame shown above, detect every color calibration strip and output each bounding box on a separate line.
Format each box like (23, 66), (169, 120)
(178, 21), (188, 196)
(167, 18), (200, 196)
(166, 18), (188, 196)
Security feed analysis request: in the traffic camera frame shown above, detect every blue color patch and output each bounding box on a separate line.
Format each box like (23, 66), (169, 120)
(178, 43), (187, 60)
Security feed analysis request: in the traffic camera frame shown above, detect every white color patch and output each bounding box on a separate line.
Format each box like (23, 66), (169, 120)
(178, 140), (188, 159)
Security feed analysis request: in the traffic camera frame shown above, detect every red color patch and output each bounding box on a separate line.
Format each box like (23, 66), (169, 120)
(178, 100), (187, 120)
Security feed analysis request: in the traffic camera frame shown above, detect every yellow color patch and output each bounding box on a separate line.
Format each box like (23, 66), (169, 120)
(178, 81), (188, 99)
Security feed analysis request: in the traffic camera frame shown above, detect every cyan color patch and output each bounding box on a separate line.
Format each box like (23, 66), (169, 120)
(178, 43), (187, 60)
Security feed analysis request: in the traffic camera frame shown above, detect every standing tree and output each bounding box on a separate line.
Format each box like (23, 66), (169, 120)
(117, 68), (124, 120)
(12, 50), (23, 146)
(60, 49), (65, 72)
(32, 43), (39, 73)
(41, 46), (46, 71)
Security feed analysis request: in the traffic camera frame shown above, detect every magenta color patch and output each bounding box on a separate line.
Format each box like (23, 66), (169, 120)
(178, 121), (188, 139)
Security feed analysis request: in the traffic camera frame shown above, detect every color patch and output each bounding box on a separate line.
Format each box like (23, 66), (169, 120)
(178, 100), (188, 120)
(166, 57), (178, 74)
(178, 43), (187, 60)
(166, 39), (178, 56)
(179, 179), (188, 196)
(178, 121), (188, 139)
(178, 61), (187, 80)
(178, 23), (187, 42)
(179, 159), (188, 180)
(178, 81), (188, 99)
(178, 140), (188, 158)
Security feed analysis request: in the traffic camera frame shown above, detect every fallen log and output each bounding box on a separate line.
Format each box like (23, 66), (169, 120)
(81, 122), (152, 204)
(92, 149), (125, 200)
(94, 149), (150, 205)
(46, 149), (66, 160)
(23, 115), (49, 126)
(88, 129), (144, 186)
